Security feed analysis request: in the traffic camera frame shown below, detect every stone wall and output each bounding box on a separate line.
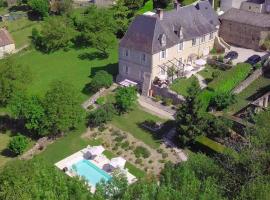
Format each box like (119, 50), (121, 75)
(233, 68), (263, 94)
(151, 85), (185, 105)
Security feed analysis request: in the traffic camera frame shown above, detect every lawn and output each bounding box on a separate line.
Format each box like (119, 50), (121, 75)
(137, 0), (153, 14)
(198, 63), (251, 110)
(198, 65), (221, 82)
(0, 132), (12, 168)
(1, 18), (41, 48)
(227, 76), (270, 113)
(37, 123), (145, 178)
(111, 105), (165, 149)
(170, 75), (198, 97)
(14, 47), (118, 101)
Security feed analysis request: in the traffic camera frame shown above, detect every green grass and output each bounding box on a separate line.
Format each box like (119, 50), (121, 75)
(137, 0), (153, 14)
(198, 65), (221, 81)
(170, 76), (198, 97)
(198, 63), (251, 110)
(111, 105), (165, 149)
(37, 123), (145, 178)
(1, 18), (41, 48)
(181, 0), (197, 6)
(14, 47), (118, 101)
(0, 132), (12, 168)
(227, 76), (270, 113)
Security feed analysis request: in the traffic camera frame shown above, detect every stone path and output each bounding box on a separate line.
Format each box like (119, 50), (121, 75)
(138, 96), (176, 120)
(194, 73), (207, 89)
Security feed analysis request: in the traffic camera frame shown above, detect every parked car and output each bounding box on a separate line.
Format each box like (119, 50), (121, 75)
(224, 51), (238, 63)
(245, 55), (261, 66)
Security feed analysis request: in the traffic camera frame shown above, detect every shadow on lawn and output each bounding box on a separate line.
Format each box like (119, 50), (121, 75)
(1, 148), (16, 158)
(78, 51), (108, 61)
(81, 63), (118, 95)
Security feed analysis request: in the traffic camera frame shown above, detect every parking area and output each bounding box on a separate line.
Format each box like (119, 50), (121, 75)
(225, 46), (269, 65)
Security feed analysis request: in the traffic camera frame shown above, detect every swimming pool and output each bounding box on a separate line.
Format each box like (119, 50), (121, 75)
(71, 159), (112, 187)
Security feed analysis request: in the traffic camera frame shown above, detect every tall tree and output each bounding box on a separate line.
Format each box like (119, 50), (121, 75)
(32, 16), (76, 52)
(43, 80), (85, 135)
(28, 0), (49, 19)
(0, 159), (94, 200)
(0, 58), (32, 106)
(115, 86), (138, 113)
(176, 80), (203, 145)
(123, 0), (144, 10)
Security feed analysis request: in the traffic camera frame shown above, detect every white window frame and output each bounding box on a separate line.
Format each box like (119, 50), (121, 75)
(209, 32), (214, 40)
(160, 68), (166, 75)
(192, 38), (196, 46)
(124, 65), (129, 75)
(201, 35), (206, 43)
(178, 42), (184, 52)
(160, 49), (167, 60)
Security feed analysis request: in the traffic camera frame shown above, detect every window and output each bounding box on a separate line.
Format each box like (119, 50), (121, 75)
(201, 36), (205, 43)
(161, 34), (166, 46)
(160, 50), (166, 59)
(178, 42), (183, 51)
(177, 58), (182, 66)
(124, 49), (129, 57)
(192, 38), (196, 46)
(141, 53), (146, 63)
(124, 65), (129, 74)
(209, 32), (214, 40)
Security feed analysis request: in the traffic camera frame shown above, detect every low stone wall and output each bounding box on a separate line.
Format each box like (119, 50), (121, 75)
(151, 85), (185, 105)
(233, 68), (263, 94)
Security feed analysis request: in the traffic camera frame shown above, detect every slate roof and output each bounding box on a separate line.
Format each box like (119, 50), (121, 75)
(0, 28), (14, 47)
(220, 8), (270, 28)
(120, 1), (219, 54)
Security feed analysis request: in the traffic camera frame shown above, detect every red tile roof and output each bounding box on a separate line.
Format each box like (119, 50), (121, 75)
(0, 28), (14, 47)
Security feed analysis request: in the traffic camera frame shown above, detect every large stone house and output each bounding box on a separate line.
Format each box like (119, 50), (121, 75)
(220, 0), (270, 13)
(219, 8), (270, 50)
(0, 28), (15, 58)
(117, 1), (219, 96)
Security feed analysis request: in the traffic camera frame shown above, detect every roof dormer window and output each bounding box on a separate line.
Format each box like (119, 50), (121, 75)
(179, 28), (183, 40)
(161, 34), (166, 47)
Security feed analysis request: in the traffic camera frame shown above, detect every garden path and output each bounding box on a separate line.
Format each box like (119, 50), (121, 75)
(194, 73), (207, 89)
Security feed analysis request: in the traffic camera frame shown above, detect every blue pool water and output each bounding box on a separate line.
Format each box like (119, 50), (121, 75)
(72, 159), (111, 187)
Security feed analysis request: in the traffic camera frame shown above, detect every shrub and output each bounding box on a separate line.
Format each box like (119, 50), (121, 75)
(254, 62), (262, 70)
(217, 55), (224, 62)
(114, 135), (126, 143)
(209, 92), (236, 111)
(90, 70), (113, 92)
(8, 134), (29, 155)
(121, 141), (130, 150)
(212, 71), (220, 79)
(162, 152), (168, 159)
(134, 146), (151, 158)
(88, 103), (115, 127)
(210, 48), (217, 55)
(135, 158), (142, 164)
(153, 95), (162, 102)
(163, 98), (173, 106)
(96, 97), (105, 105)
(115, 86), (138, 113)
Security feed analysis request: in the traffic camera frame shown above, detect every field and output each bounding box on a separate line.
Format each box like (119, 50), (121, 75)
(111, 105), (165, 149)
(0, 132), (12, 168)
(14, 47), (118, 101)
(170, 76), (198, 97)
(227, 76), (270, 113)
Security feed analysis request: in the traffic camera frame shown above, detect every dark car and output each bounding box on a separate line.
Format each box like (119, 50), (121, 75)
(245, 55), (261, 66)
(224, 51), (238, 62)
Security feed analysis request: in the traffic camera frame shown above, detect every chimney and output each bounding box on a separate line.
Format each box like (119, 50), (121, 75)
(157, 8), (163, 20)
(174, 0), (180, 10)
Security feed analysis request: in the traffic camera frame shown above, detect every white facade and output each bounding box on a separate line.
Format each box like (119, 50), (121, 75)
(220, 0), (246, 12)
(0, 43), (15, 58)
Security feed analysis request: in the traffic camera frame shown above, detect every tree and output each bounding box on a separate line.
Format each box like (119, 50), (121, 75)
(9, 92), (46, 135)
(153, 0), (172, 9)
(115, 86), (138, 113)
(0, 159), (94, 200)
(90, 70), (113, 92)
(176, 80), (203, 146)
(8, 134), (29, 155)
(262, 35), (270, 50)
(123, 0), (144, 10)
(75, 6), (117, 56)
(111, 0), (131, 38)
(28, 0), (49, 19)
(32, 16), (76, 52)
(43, 80), (85, 135)
(88, 103), (115, 127)
(50, 0), (73, 15)
(209, 92), (236, 111)
(0, 58), (32, 106)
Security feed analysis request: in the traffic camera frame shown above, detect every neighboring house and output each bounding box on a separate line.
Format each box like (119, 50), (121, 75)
(219, 8), (270, 50)
(0, 28), (15, 58)
(117, 1), (219, 96)
(73, 0), (115, 7)
(220, 0), (246, 12)
(221, 0), (270, 13)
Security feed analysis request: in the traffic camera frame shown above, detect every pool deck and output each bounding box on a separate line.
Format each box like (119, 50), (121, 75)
(54, 146), (137, 193)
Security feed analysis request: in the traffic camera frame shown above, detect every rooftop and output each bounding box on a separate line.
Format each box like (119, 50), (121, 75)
(0, 28), (14, 47)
